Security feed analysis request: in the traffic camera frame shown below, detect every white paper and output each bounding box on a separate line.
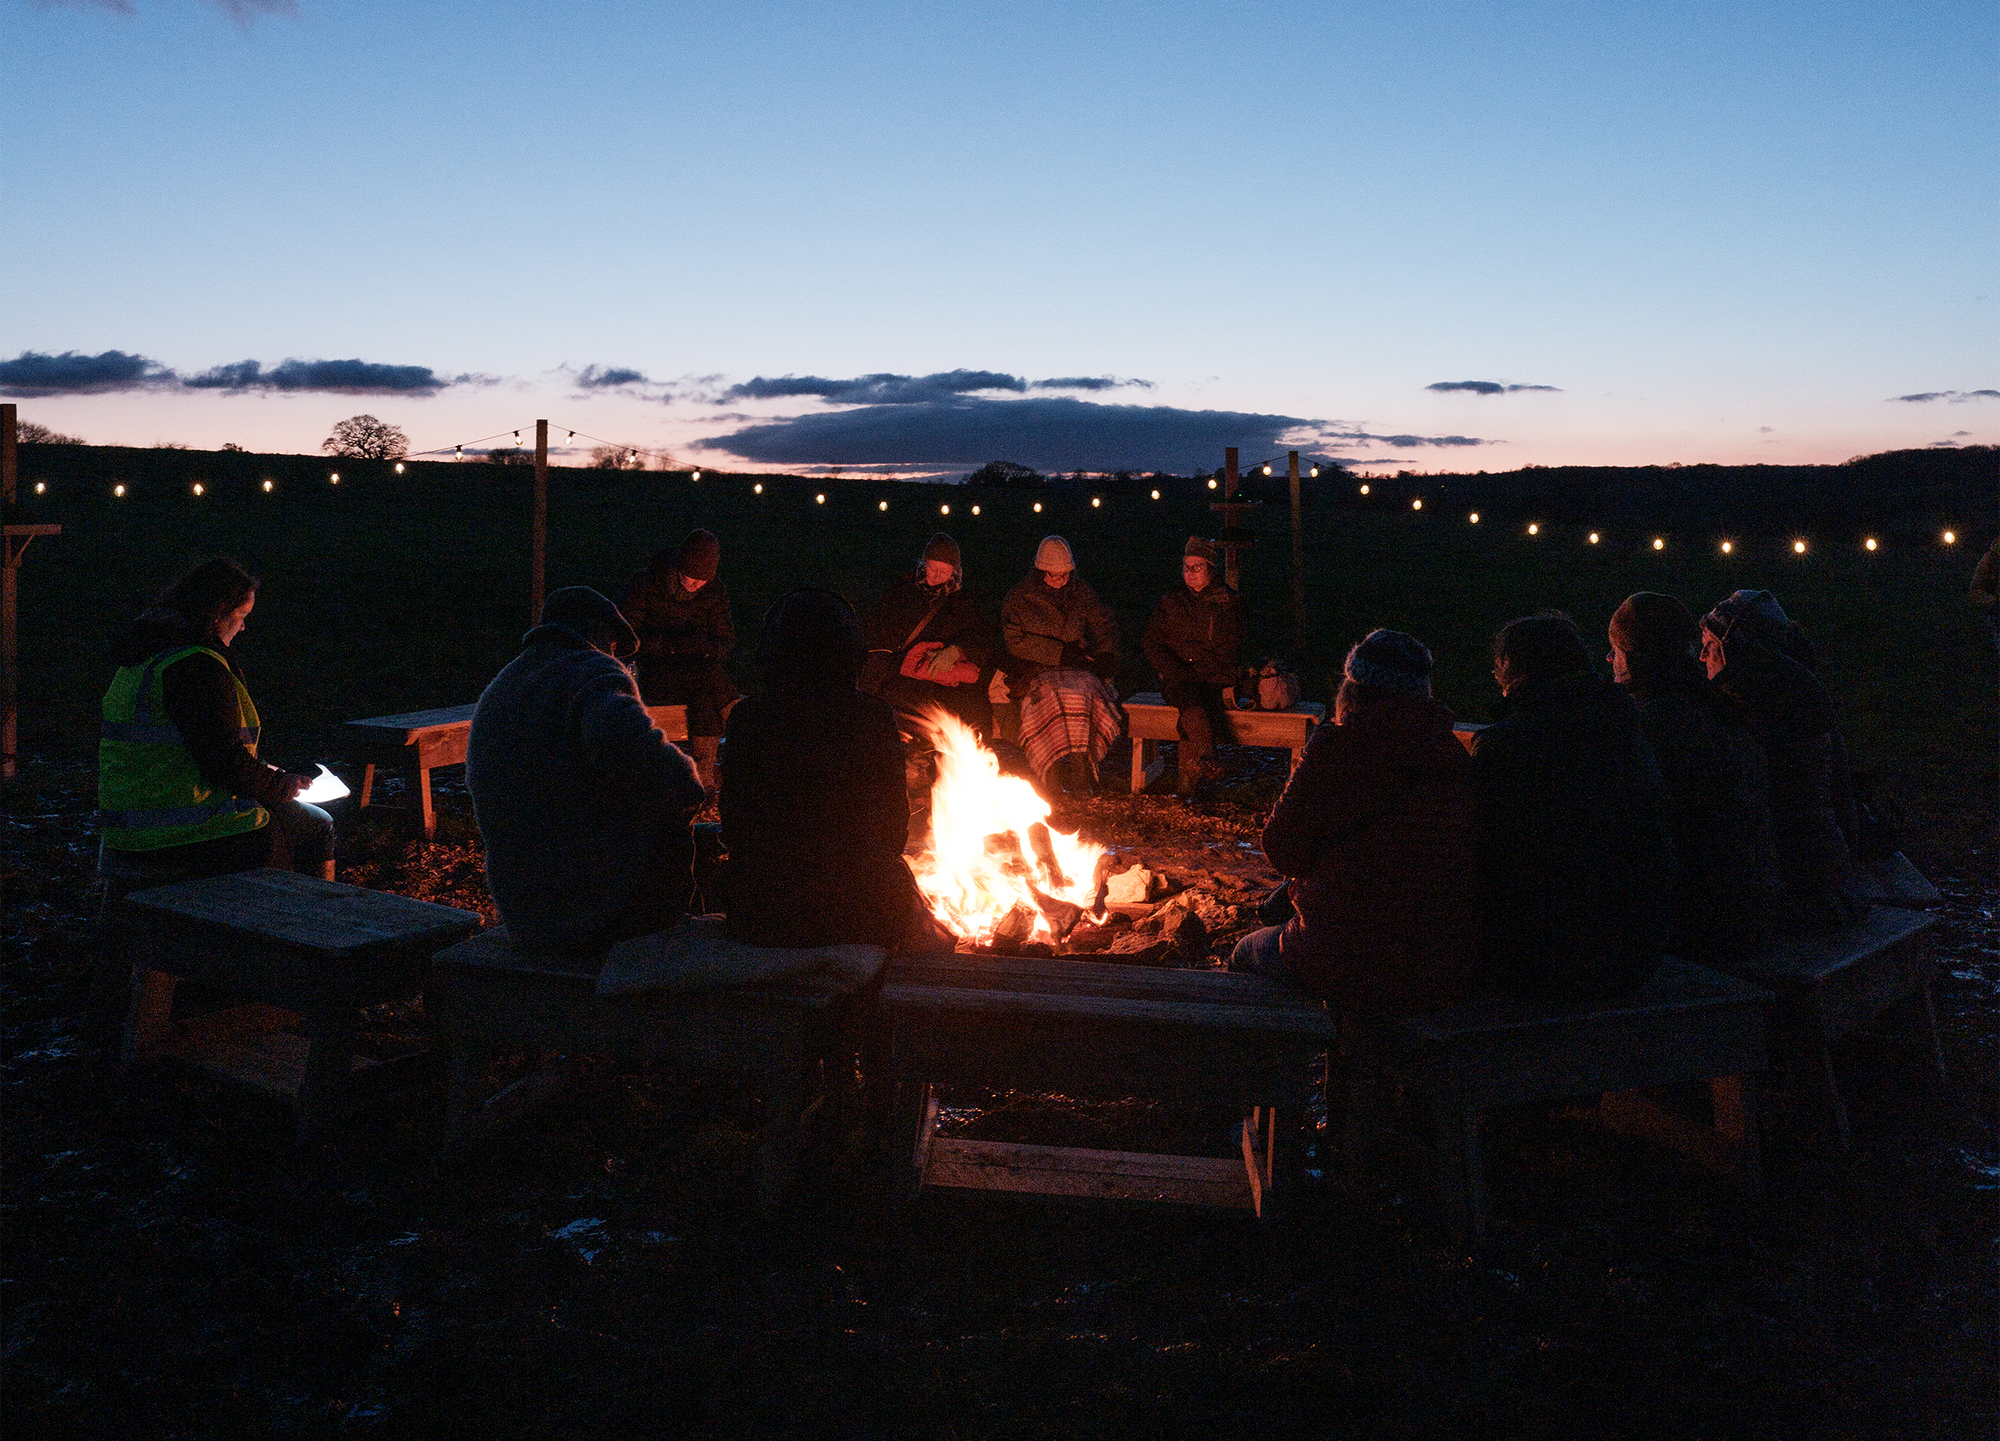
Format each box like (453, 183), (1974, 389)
(297, 763), (351, 804)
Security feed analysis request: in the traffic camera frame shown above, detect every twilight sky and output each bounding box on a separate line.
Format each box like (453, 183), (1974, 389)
(4, 0), (1993, 475)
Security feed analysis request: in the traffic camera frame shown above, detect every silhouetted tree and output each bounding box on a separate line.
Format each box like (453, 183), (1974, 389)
(590, 444), (645, 470)
(14, 421), (84, 444)
(321, 415), (409, 460)
(966, 460), (1044, 487)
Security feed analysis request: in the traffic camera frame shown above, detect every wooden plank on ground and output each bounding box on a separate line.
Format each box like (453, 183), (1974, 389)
(922, 1136), (1257, 1211)
(155, 1004), (385, 1097)
(344, 704), (478, 741)
(884, 983), (1337, 1039)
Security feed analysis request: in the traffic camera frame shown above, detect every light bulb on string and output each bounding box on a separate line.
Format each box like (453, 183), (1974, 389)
(34, 482), (45, 494)
(1527, 523), (1539, 536)
(1261, 465), (1271, 476)
(1865, 537), (1878, 551)
(1793, 540), (1807, 554)
(971, 505), (980, 515)
(1943, 530), (1957, 545)
(1207, 479), (1218, 490)
(394, 463), (404, 474)
(692, 471), (701, 482)
(114, 484), (126, 497)
(1091, 497), (1101, 508)
(1309, 466), (1319, 478)
(192, 483), (203, 496)
(263, 480), (274, 493)
(815, 493), (825, 504)
(1033, 502), (1043, 513)
(1150, 489), (1160, 500)
(1720, 540), (1733, 554)
(1359, 484), (1369, 495)
(1652, 537), (1664, 550)
(940, 504), (950, 515)
(1411, 498), (1422, 510)
(1588, 532), (1599, 544)
(330, 473), (340, 484)
(878, 500), (888, 511)
(1469, 512), (1480, 524)
(753, 483), (763, 494)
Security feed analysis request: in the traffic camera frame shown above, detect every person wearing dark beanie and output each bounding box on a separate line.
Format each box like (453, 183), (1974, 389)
(860, 531), (999, 751)
(1607, 593), (1779, 961)
(1141, 536), (1243, 797)
(1469, 611), (1674, 1000)
(1229, 628), (1480, 1013)
(622, 528), (738, 786)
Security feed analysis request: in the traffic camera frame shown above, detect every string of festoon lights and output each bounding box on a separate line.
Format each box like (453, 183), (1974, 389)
(63, 429), (1973, 557)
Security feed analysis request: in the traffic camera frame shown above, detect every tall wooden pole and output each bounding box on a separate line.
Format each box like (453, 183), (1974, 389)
(2, 403), (60, 780)
(531, 418), (548, 625)
(1288, 450), (1305, 656)
(1223, 447), (1241, 592)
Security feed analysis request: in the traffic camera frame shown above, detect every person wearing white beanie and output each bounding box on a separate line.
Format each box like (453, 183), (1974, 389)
(1000, 536), (1122, 799)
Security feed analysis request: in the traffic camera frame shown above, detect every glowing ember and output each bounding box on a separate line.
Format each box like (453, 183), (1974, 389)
(909, 709), (1108, 947)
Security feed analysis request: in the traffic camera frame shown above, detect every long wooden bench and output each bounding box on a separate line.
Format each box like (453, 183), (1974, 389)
(427, 927), (878, 1212)
(1123, 692), (1326, 793)
(880, 953), (1337, 1218)
(1720, 905), (1942, 1150)
(344, 703), (688, 836)
(113, 868), (482, 1140)
(1338, 957), (1772, 1239)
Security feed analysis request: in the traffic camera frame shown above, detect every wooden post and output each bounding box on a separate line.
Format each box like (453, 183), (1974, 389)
(2, 403), (60, 780)
(1210, 446), (1259, 597)
(1288, 451), (1305, 656)
(531, 418), (548, 625)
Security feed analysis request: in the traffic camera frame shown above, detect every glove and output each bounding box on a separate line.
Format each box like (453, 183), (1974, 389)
(900, 640), (944, 680)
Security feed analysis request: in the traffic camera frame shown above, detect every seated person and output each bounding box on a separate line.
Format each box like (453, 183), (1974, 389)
(99, 558), (333, 881)
(722, 588), (949, 952)
(1000, 536), (1122, 799)
(1473, 613), (1673, 1000)
(621, 528), (738, 785)
(1230, 630), (1479, 1013)
(467, 587), (705, 959)
(1700, 589), (1862, 931)
(1609, 592), (1780, 962)
(1141, 537), (1243, 797)
(861, 532), (997, 743)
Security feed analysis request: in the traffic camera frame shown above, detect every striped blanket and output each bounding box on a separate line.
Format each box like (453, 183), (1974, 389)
(1018, 669), (1124, 777)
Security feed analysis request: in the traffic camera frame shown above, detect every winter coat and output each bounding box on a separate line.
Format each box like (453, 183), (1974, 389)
(1472, 671), (1674, 1000)
(861, 574), (998, 692)
(1001, 573), (1118, 680)
(1708, 641), (1858, 931)
(468, 622), (705, 956)
(1261, 694), (1480, 1013)
(1624, 666), (1781, 961)
(1142, 583), (1243, 687)
(720, 686), (919, 949)
(622, 561), (735, 664)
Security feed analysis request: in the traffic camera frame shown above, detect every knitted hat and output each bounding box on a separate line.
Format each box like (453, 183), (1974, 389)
(760, 587), (863, 690)
(1183, 536), (1220, 566)
(922, 533), (961, 568)
(1034, 535), (1075, 572)
(1703, 589), (1789, 646)
(675, 528), (721, 582)
(540, 586), (638, 658)
(1343, 629), (1433, 696)
(1609, 592), (1697, 664)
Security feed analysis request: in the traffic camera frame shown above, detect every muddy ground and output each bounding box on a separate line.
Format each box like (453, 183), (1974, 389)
(5, 746), (1996, 1440)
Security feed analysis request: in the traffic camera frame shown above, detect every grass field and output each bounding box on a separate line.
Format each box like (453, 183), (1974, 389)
(16, 453), (1992, 861)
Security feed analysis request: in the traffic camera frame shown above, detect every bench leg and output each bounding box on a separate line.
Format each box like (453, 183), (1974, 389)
(1130, 738), (1148, 795)
(295, 1002), (358, 1143)
(1432, 1097), (1487, 1242)
(357, 762), (375, 809)
(1710, 1075), (1764, 1194)
(753, 1080), (807, 1216)
(415, 764), (435, 839)
(120, 967), (177, 1069)
(444, 1041), (495, 1150)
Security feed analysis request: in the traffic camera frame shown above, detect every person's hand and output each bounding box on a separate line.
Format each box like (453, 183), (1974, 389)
(276, 772), (311, 803)
(1059, 642), (1091, 669)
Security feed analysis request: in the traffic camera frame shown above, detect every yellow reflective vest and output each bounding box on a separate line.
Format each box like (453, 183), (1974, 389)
(99, 645), (269, 851)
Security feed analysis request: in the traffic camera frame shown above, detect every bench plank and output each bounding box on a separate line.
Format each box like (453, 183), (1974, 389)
(123, 869), (480, 959)
(1122, 692), (1325, 792)
(923, 1137), (1258, 1211)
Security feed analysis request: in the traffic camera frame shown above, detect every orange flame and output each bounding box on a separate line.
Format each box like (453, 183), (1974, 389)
(909, 708), (1107, 946)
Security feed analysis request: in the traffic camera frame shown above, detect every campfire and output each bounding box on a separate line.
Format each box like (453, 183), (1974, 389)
(909, 710), (1109, 950)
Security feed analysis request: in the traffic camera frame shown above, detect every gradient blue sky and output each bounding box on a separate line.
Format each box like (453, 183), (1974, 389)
(5, 0), (1993, 474)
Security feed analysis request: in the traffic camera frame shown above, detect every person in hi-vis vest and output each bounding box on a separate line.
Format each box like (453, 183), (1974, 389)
(99, 558), (334, 879)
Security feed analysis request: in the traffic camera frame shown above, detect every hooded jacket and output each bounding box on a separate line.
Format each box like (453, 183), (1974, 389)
(1001, 572), (1118, 677)
(1261, 693), (1479, 1012)
(861, 570), (997, 692)
(1472, 670), (1674, 999)
(622, 558), (735, 664)
(1142, 582), (1243, 687)
(467, 622), (704, 955)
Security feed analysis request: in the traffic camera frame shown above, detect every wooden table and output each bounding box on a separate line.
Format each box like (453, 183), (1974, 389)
(345, 702), (687, 836)
(1122, 692), (1326, 794)
(882, 953), (1337, 1218)
(115, 869), (482, 1139)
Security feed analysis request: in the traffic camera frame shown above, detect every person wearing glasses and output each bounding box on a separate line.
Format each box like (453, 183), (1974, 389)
(1141, 537), (1243, 798)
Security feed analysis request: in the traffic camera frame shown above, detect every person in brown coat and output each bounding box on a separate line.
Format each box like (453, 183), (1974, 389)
(721, 588), (948, 951)
(1141, 536), (1244, 796)
(1229, 630), (1479, 1014)
(1000, 536), (1122, 798)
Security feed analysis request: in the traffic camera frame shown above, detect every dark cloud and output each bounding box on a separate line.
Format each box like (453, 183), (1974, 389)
(1426, 380), (1562, 395)
(0, 349), (176, 397)
(721, 370), (1029, 404)
(697, 396), (1489, 473)
(1031, 376), (1154, 392)
(1339, 431), (1486, 448)
(182, 358), (447, 393)
(1889, 389), (2000, 403)
(573, 365), (649, 388)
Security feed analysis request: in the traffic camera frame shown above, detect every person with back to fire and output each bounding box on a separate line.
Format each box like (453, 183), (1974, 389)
(1000, 535), (1122, 800)
(467, 587), (705, 960)
(1607, 592), (1781, 963)
(1141, 536), (1243, 798)
(1473, 612), (1674, 1000)
(1227, 630), (1480, 1012)
(721, 588), (952, 951)
(861, 531), (998, 752)
(621, 528), (737, 789)
(1697, 589), (1864, 932)
(99, 558), (335, 882)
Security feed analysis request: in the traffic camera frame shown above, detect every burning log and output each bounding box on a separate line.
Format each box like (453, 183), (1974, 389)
(1027, 823), (1068, 892)
(991, 901), (1038, 950)
(1027, 885), (1084, 942)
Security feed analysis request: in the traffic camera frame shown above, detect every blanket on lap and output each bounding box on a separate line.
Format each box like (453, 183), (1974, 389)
(596, 913), (887, 999)
(1017, 669), (1123, 775)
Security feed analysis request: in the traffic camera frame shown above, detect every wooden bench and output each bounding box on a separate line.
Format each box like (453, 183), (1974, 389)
(881, 953), (1337, 1218)
(1721, 905), (1943, 1151)
(1123, 692), (1326, 793)
(1338, 957), (1772, 1239)
(114, 869), (482, 1140)
(427, 927), (879, 1212)
(345, 703), (688, 836)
